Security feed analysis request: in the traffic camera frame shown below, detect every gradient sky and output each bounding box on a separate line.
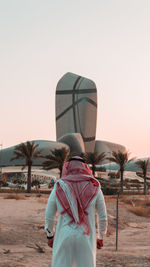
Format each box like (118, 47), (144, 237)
(0, 0), (150, 158)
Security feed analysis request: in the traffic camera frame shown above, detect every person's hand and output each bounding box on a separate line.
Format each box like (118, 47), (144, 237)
(97, 239), (103, 249)
(48, 236), (54, 248)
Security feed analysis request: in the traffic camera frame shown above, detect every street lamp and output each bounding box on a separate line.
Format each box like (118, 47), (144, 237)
(0, 144), (3, 180)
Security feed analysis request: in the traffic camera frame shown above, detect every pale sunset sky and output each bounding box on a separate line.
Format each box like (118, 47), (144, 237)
(0, 0), (150, 158)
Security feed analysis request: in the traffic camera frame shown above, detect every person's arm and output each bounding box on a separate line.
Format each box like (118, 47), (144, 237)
(45, 186), (57, 239)
(95, 187), (107, 241)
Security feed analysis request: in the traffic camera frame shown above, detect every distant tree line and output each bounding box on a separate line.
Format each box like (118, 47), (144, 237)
(10, 141), (149, 195)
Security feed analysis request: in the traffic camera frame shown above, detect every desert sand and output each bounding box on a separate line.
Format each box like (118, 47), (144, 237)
(0, 193), (150, 267)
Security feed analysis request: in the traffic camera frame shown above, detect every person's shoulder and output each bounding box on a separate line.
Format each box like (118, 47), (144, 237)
(49, 181), (58, 194)
(52, 179), (64, 191)
(91, 177), (101, 189)
(54, 180), (59, 186)
(54, 179), (64, 186)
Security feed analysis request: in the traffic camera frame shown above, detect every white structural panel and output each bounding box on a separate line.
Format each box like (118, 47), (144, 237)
(95, 140), (126, 163)
(0, 140), (69, 167)
(56, 72), (97, 152)
(58, 133), (85, 155)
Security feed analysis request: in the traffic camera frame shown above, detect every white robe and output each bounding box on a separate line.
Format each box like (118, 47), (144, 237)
(45, 182), (107, 267)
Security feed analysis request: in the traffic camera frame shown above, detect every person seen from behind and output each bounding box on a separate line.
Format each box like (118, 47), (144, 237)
(45, 156), (107, 267)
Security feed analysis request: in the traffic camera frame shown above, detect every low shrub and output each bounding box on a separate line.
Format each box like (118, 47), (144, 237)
(108, 172), (116, 179)
(108, 172), (120, 179)
(128, 206), (150, 217)
(120, 196), (135, 205)
(122, 197), (150, 217)
(96, 166), (106, 172)
(4, 194), (26, 200)
(101, 185), (119, 195)
(0, 188), (51, 194)
(0, 181), (8, 187)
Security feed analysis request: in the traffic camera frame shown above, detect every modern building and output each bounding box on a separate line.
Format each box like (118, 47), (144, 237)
(56, 72), (97, 152)
(0, 140), (69, 167)
(95, 140), (126, 163)
(0, 72), (127, 171)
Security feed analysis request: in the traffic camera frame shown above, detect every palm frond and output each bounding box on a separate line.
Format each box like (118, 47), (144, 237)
(83, 152), (106, 165)
(107, 157), (119, 164)
(42, 147), (69, 172)
(21, 165), (27, 170)
(128, 157), (136, 163)
(10, 151), (25, 161)
(107, 150), (135, 170)
(136, 159), (149, 172)
(11, 141), (42, 164)
(33, 149), (42, 158)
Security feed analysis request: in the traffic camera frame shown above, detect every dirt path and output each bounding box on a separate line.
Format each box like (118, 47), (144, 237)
(98, 222), (150, 267)
(0, 194), (150, 267)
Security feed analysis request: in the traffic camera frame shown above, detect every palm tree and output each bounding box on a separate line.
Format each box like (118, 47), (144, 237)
(83, 152), (106, 176)
(107, 150), (135, 194)
(42, 147), (69, 177)
(136, 159), (149, 195)
(11, 141), (42, 193)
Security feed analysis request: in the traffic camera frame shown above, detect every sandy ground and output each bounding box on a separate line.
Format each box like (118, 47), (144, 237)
(0, 193), (150, 267)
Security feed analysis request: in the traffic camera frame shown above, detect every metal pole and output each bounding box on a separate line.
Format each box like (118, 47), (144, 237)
(116, 191), (119, 251)
(0, 144), (2, 181)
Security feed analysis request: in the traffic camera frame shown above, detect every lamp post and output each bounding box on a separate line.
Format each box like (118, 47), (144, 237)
(0, 144), (3, 181)
(116, 191), (120, 251)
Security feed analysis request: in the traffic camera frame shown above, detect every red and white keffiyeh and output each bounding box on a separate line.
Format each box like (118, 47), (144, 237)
(56, 156), (99, 235)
